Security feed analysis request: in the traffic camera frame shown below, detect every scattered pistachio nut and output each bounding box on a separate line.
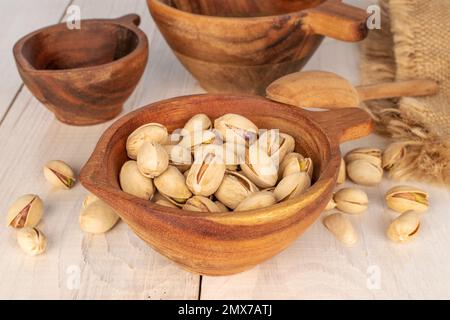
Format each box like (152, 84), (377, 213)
(345, 147), (382, 167)
(385, 186), (429, 213)
(137, 142), (169, 178)
(214, 113), (258, 146)
(387, 211), (420, 243)
(183, 196), (221, 212)
(334, 188), (368, 214)
(126, 123), (168, 159)
(234, 191), (277, 212)
(17, 227), (47, 256)
(7, 194), (44, 229)
(347, 159), (383, 186)
(79, 200), (119, 234)
(337, 158), (346, 184)
(120, 160), (155, 200)
(214, 171), (259, 209)
(154, 166), (192, 205)
(323, 213), (358, 246)
(43, 160), (76, 189)
(183, 114), (212, 133)
(82, 193), (99, 209)
(274, 172), (311, 202)
(382, 142), (406, 170)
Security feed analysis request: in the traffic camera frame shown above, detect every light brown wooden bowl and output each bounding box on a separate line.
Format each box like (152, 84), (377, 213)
(80, 94), (373, 275)
(13, 14), (148, 126)
(147, 0), (368, 95)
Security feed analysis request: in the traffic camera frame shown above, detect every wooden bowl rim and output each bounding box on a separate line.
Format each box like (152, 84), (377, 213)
(13, 17), (148, 74)
(148, 0), (328, 22)
(80, 94), (340, 224)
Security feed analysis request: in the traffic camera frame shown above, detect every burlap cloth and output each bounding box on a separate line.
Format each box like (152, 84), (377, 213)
(361, 0), (450, 187)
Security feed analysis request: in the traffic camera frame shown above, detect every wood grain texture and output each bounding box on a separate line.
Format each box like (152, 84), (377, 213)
(13, 14), (148, 126)
(147, 0), (368, 94)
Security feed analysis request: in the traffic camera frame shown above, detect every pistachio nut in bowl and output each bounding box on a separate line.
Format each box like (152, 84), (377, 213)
(80, 94), (372, 275)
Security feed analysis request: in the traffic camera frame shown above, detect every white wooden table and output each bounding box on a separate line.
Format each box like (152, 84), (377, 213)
(1, 0), (449, 300)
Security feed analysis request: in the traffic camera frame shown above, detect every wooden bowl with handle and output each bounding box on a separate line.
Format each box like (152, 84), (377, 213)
(13, 14), (149, 126)
(147, 0), (368, 95)
(79, 94), (373, 275)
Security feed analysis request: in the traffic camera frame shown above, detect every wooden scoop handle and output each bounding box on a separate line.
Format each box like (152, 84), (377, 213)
(113, 14), (141, 27)
(356, 79), (440, 102)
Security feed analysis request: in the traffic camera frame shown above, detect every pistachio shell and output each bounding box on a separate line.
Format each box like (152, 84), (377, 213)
(222, 142), (245, 167)
(334, 188), (368, 214)
(155, 199), (178, 208)
(79, 200), (119, 234)
(215, 201), (230, 212)
(137, 142), (169, 178)
(163, 145), (192, 172)
(214, 113), (258, 146)
(323, 213), (358, 246)
(186, 146), (226, 196)
(120, 160), (155, 200)
(241, 144), (278, 188)
(257, 130), (295, 164)
(154, 166), (192, 204)
(274, 172), (311, 202)
(234, 191), (277, 212)
(165, 129), (184, 145)
(43, 160), (76, 189)
(6, 194), (44, 229)
(347, 159), (383, 186)
(345, 147), (382, 167)
(183, 114), (212, 133)
(214, 171), (259, 209)
(385, 186), (429, 213)
(337, 158), (346, 184)
(178, 130), (216, 151)
(17, 227), (47, 256)
(82, 194), (99, 209)
(325, 197), (337, 211)
(126, 123), (168, 159)
(280, 154), (313, 179)
(387, 211), (420, 243)
(183, 196), (221, 212)
(383, 142), (406, 170)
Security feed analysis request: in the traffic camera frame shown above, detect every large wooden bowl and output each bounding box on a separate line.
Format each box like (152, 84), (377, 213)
(80, 94), (373, 275)
(147, 0), (368, 94)
(13, 14), (148, 126)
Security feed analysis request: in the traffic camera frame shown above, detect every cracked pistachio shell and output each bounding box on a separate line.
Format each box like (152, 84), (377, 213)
(334, 188), (368, 214)
(137, 142), (169, 178)
(154, 166), (192, 205)
(347, 159), (383, 186)
(387, 211), (420, 243)
(120, 160), (155, 200)
(214, 171), (259, 209)
(126, 123), (168, 159)
(337, 158), (346, 184)
(382, 142), (406, 170)
(280, 153), (313, 179)
(7, 194), (43, 229)
(385, 186), (429, 213)
(214, 114), (258, 146)
(178, 130), (217, 151)
(215, 201), (230, 212)
(274, 172), (311, 202)
(222, 142), (245, 166)
(257, 130), (295, 164)
(183, 114), (212, 133)
(165, 129), (184, 145)
(234, 191), (277, 212)
(325, 197), (337, 211)
(79, 200), (119, 234)
(323, 213), (358, 246)
(183, 196), (221, 213)
(17, 227), (47, 256)
(241, 144), (278, 188)
(186, 145), (226, 196)
(155, 199), (178, 208)
(83, 194), (99, 209)
(345, 147), (382, 167)
(163, 145), (192, 172)
(43, 160), (76, 189)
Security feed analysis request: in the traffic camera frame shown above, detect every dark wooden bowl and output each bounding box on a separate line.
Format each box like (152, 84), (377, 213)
(80, 94), (373, 275)
(13, 14), (149, 126)
(147, 0), (368, 95)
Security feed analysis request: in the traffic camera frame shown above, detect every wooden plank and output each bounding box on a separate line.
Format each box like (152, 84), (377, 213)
(0, 0), (71, 121)
(0, 0), (200, 299)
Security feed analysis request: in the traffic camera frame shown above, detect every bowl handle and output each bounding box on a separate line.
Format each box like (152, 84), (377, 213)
(113, 14), (141, 27)
(308, 107), (374, 144)
(303, 0), (368, 42)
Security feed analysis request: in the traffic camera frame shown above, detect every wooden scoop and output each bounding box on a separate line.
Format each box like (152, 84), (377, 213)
(266, 71), (439, 109)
